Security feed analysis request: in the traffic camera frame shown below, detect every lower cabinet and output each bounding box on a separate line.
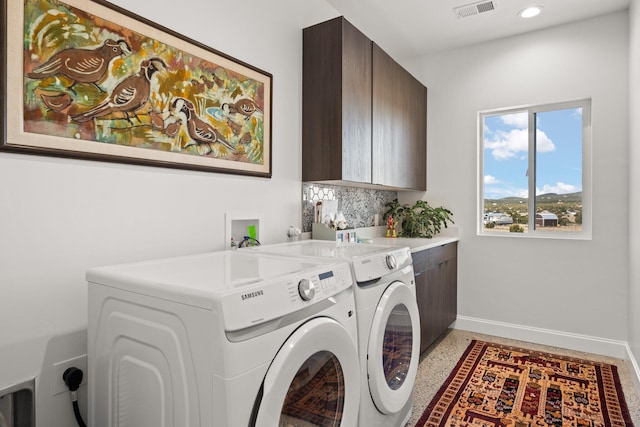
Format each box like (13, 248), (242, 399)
(412, 242), (458, 353)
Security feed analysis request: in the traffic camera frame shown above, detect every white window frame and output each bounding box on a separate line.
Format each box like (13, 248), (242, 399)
(478, 99), (592, 240)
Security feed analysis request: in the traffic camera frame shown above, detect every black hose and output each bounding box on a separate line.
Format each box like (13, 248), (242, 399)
(239, 237), (261, 248)
(63, 367), (87, 427)
(72, 399), (87, 427)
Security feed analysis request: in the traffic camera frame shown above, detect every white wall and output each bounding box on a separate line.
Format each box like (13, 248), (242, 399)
(628, 0), (640, 386)
(403, 12), (630, 353)
(0, 0), (338, 424)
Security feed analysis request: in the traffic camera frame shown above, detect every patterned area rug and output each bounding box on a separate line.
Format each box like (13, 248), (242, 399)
(417, 340), (634, 427)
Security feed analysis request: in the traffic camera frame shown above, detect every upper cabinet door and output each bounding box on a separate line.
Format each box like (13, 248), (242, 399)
(302, 17), (426, 191)
(302, 17), (372, 184)
(372, 44), (427, 191)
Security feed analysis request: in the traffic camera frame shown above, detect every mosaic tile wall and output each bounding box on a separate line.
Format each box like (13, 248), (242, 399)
(302, 183), (398, 232)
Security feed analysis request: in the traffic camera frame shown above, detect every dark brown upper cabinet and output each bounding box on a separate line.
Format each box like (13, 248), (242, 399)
(302, 17), (427, 191)
(372, 44), (427, 190)
(302, 17), (372, 185)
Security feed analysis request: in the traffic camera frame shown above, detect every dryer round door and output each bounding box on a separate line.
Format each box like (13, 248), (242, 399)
(254, 317), (360, 427)
(367, 281), (420, 414)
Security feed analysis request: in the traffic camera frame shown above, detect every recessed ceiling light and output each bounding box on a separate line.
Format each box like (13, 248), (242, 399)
(518, 6), (542, 18)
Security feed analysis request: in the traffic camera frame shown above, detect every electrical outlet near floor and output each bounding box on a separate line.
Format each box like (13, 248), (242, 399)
(52, 354), (87, 395)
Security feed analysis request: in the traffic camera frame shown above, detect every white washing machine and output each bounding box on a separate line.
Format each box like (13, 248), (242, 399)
(246, 241), (420, 427)
(87, 250), (360, 427)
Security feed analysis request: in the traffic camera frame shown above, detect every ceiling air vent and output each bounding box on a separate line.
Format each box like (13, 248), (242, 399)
(454, 1), (496, 18)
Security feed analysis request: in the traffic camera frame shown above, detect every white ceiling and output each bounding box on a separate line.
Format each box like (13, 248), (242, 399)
(323, 0), (630, 59)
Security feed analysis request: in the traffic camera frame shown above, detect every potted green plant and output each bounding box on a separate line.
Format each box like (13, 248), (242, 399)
(384, 199), (454, 238)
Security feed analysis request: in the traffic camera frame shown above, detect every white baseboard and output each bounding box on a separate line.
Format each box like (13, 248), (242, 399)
(626, 341), (640, 396)
(453, 315), (628, 358)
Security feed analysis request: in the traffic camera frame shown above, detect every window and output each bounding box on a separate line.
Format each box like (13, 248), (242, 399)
(479, 99), (591, 238)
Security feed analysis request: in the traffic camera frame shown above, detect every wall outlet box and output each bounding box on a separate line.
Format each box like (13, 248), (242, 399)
(225, 212), (261, 248)
(52, 354), (87, 395)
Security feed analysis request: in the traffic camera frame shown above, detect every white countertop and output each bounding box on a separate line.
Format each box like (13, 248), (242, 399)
(354, 225), (460, 253)
(307, 224), (459, 252)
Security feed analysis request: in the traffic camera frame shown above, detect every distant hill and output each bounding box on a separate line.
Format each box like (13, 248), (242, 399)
(489, 197), (526, 204)
(535, 192), (582, 203)
(486, 192), (582, 207)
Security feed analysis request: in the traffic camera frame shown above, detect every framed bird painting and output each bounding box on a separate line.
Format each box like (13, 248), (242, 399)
(1, 0), (272, 177)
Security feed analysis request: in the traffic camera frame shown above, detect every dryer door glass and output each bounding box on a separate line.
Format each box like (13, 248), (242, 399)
(367, 281), (420, 414)
(254, 317), (360, 427)
(280, 350), (344, 426)
(383, 304), (413, 390)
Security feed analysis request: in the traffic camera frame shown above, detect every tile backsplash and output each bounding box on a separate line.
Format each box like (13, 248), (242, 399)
(302, 183), (397, 232)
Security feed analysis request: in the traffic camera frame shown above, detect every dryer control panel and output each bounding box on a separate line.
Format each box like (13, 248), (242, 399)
(221, 261), (353, 331)
(350, 246), (412, 283)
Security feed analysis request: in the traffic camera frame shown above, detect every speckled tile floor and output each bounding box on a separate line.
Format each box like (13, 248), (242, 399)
(406, 329), (640, 426)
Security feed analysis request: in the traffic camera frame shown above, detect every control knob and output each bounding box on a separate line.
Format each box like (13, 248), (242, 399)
(298, 278), (316, 301)
(385, 254), (397, 270)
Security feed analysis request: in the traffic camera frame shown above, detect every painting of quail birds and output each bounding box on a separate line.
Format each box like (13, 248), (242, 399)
(11, 0), (271, 176)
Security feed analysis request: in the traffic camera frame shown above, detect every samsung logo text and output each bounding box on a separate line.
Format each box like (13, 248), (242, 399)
(241, 290), (264, 301)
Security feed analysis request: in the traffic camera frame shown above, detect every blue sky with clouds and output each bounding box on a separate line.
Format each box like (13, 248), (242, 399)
(483, 108), (583, 200)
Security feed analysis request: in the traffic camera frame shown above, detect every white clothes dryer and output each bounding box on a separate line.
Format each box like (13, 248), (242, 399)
(87, 250), (360, 427)
(246, 241), (420, 427)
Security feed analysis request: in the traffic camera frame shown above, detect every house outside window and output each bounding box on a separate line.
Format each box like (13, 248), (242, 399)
(478, 99), (592, 239)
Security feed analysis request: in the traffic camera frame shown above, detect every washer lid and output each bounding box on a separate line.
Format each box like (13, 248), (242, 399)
(87, 251), (351, 315)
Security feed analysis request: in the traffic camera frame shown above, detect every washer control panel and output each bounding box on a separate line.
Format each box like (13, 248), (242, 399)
(223, 261), (353, 331)
(288, 267), (348, 303)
